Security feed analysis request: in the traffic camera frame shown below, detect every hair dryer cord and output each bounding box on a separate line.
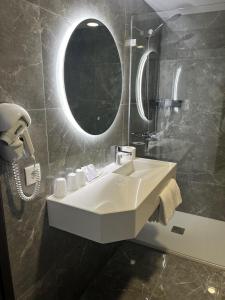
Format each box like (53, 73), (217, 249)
(12, 161), (41, 201)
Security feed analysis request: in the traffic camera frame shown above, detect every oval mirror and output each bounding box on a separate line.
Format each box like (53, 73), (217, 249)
(136, 49), (158, 122)
(64, 19), (122, 135)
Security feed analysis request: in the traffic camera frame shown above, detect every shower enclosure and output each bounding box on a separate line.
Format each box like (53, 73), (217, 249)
(129, 6), (225, 266)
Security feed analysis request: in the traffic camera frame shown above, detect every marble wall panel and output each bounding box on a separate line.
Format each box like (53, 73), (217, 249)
(0, 0), (132, 299)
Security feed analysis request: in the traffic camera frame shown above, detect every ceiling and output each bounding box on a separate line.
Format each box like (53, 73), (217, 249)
(144, 0), (225, 14)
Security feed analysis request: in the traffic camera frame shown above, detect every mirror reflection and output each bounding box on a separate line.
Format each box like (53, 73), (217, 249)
(136, 50), (159, 122)
(64, 19), (122, 135)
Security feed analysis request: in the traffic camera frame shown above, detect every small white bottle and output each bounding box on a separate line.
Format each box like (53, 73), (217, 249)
(66, 172), (78, 192)
(54, 177), (67, 198)
(76, 169), (86, 188)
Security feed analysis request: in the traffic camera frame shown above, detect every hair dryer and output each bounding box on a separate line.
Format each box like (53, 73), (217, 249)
(0, 103), (41, 201)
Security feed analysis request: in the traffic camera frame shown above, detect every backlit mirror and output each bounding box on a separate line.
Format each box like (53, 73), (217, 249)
(64, 19), (122, 135)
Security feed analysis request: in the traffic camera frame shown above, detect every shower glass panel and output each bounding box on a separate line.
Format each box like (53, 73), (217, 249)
(130, 8), (225, 222)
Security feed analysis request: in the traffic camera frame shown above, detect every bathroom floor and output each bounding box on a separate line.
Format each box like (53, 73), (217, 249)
(80, 242), (225, 300)
(136, 212), (225, 267)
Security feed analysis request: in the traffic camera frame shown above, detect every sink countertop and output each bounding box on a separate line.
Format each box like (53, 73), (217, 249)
(48, 158), (176, 214)
(47, 158), (177, 243)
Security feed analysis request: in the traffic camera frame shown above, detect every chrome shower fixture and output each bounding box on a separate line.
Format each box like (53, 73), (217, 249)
(148, 13), (182, 37)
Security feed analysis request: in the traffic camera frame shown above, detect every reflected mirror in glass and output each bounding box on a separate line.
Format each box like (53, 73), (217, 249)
(64, 19), (122, 135)
(142, 51), (158, 120)
(136, 49), (159, 122)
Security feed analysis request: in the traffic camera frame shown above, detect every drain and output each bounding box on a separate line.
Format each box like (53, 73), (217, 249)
(171, 226), (185, 235)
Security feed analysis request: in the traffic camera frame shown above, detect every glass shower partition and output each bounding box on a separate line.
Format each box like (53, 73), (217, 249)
(129, 6), (225, 252)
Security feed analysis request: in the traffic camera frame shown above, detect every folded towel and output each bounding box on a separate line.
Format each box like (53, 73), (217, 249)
(159, 178), (182, 225)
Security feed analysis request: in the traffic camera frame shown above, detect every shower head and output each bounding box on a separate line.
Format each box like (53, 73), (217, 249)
(148, 23), (164, 36)
(168, 13), (182, 23)
(148, 13), (182, 37)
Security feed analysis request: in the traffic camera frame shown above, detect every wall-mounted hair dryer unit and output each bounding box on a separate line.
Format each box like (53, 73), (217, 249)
(0, 103), (41, 201)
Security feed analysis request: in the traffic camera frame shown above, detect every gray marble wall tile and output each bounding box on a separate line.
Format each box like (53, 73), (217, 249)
(178, 180), (225, 222)
(0, 109), (48, 299)
(164, 10), (225, 32)
(45, 108), (85, 175)
(160, 27), (225, 60)
(29, 0), (126, 35)
(156, 11), (225, 221)
(80, 242), (164, 300)
(0, 0), (131, 299)
(0, 0), (44, 109)
(124, 0), (154, 17)
(130, 103), (154, 136)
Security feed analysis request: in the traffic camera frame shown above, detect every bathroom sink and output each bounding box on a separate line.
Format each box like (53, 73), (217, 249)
(114, 159), (170, 178)
(47, 158), (176, 243)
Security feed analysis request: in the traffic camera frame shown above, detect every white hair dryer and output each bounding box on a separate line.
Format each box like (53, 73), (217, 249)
(0, 103), (41, 201)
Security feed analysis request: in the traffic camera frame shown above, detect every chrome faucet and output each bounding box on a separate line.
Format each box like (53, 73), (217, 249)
(115, 146), (132, 165)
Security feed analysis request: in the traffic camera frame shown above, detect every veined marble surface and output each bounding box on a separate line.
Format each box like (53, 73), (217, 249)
(0, 0), (153, 299)
(81, 241), (225, 300)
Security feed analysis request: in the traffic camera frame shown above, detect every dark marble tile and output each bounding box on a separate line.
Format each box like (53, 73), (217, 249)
(166, 10), (225, 33)
(81, 242), (164, 300)
(176, 59), (225, 113)
(45, 108), (85, 175)
(18, 238), (118, 300)
(144, 138), (194, 164)
(158, 58), (225, 114)
(40, 9), (71, 109)
(36, 0), (126, 38)
(178, 180), (225, 221)
(83, 105), (124, 166)
(158, 59), (177, 100)
(25, 0), (40, 6)
(130, 103), (154, 136)
(160, 25), (225, 60)
(124, 0), (154, 17)
(0, 109), (48, 299)
(177, 139), (221, 175)
(82, 242), (225, 300)
(150, 253), (223, 300)
(0, 1), (130, 300)
(221, 273), (225, 300)
(0, 0), (44, 109)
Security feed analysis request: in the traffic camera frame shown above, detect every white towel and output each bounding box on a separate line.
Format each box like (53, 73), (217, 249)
(159, 178), (182, 225)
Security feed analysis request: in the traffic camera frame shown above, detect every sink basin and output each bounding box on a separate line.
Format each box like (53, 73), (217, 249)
(114, 159), (171, 178)
(47, 158), (176, 243)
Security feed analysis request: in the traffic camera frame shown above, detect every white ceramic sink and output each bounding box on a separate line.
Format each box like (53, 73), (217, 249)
(47, 158), (176, 243)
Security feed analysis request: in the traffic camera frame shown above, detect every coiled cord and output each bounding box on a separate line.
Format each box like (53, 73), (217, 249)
(12, 160), (41, 201)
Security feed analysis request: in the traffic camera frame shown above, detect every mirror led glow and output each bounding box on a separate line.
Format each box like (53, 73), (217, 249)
(87, 22), (99, 27)
(208, 287), (216, 295)
(56, 17), (123, 138)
